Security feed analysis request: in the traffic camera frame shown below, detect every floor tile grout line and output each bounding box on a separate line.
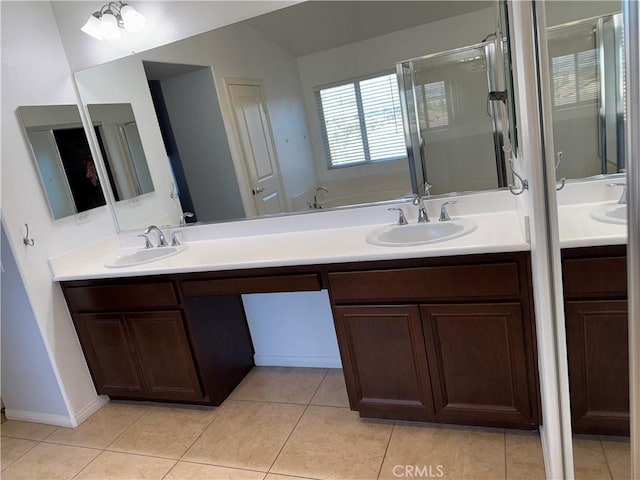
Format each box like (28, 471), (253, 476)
(266, 402), (311, 474)
(38, 439), (105, 452)
(102, 405), (152, 451)
(176, 406), (224, 463)
(376, 422), (395, 480)
(307, 368), (330, 406)
(230, 398), (336, 407)
(160, 459), (180, 480)
(599, 437), (616, 480)
(0, 436), (41, 471)
(69, 445), (104, 480)
(163, 458), (270, 474)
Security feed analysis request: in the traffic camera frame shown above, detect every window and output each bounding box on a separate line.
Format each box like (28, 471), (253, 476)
(316, 73), (406, 167)
(551, 49), (599, 107)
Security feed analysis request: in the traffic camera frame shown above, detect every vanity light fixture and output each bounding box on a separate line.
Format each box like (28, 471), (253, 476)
(81, 1), (146, 41)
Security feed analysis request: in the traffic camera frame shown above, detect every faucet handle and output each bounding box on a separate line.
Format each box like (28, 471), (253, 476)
(137, 234), (152, 249)
(439, 200), (457, 222)
(388, 207), (408, 225)
(171, 231), (182, 246)
(607, 182), (627, 204)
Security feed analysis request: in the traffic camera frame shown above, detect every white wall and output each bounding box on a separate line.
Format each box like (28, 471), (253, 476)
(243, 291), (341, 368)
(297, 7), (497, 200)
(1, 226), (70, 424)
(160, 68), (246, 223)
(0, 1), (114, 425)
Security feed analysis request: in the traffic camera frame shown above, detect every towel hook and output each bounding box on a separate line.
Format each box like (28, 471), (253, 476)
(555, 152), (566, 191)
(23, 223), (35, 246)
(508, 159), (528, 196)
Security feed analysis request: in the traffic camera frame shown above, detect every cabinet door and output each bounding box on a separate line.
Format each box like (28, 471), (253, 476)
(566, 300), (629, 435)
(126, 311), (203, 402)
(421, 303), (535, 428)
(333, 305), (434, 420)
(74, 313), (144, 396)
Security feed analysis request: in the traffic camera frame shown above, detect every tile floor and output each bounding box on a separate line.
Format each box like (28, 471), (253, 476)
(0, 367), (631, 479)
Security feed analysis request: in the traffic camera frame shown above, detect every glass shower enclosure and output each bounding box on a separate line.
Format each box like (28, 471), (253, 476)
(397, 37), (514, 196)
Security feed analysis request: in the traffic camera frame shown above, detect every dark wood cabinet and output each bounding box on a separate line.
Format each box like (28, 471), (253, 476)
(562, 246), (629, 436)
(75, 311), (202, 401)
(333, 305), (434, 419)
(74, 313), (145, 396)
(62, 277), (254, 406)
(126, 311), (203, 401)
(421, 303), (533, 428)
(328, 252), (539, 429)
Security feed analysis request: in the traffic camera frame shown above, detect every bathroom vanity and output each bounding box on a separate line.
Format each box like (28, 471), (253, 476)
(60, 249), (541, 430)
(54, 198), (629, 435)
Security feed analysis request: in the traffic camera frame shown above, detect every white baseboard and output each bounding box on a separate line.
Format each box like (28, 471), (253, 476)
(4, 409), (75, 428)
(4, 395), (109, 428)
(70, 395), (109, 427)
(254, 354), (342, 369)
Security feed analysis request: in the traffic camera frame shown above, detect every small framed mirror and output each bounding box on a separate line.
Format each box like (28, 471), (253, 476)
(17, 105), (107, 219)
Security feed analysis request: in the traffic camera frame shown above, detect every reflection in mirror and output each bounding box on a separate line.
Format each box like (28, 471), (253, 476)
(75, 1), (518, 232)
(546, 2), (626, 180)
(397, 37), (512, 195)
(544, 2), (631, 477)
(87, 103), (155, 202)
(17, 105), (106, 219)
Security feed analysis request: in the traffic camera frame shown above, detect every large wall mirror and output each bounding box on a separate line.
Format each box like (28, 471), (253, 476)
(17, 105), (107, 219)
(75, 0), (526, 232)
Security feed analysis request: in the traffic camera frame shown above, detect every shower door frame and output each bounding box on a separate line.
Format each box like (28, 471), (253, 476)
(396, 39), (511, 195)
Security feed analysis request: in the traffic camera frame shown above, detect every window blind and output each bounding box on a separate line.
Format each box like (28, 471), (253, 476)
(316, 73), (406, 167)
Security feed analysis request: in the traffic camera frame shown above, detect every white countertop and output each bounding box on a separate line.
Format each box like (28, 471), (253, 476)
(558, 202), (627, 249)
(51, 210), (529, 281)
(50, 183), (629, 282)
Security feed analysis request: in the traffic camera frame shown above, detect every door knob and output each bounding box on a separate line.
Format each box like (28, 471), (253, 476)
(252, 187), (265, 195)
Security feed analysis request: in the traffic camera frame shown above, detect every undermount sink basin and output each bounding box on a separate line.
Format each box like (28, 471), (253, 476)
(366, 218), (477, 247)
(105, 245), (187, 268)
(590, 203), (627, 225)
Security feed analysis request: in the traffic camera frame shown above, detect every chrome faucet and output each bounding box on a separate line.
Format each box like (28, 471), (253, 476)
(439, 200), (457, 221)
(388, 207), (408, 225)
(310, 186), (329, 209)
(607, 183), (627, 204)
(412, 195), (429, 223)
(180, 212), (195, 227)
(144, 225), (168, 247)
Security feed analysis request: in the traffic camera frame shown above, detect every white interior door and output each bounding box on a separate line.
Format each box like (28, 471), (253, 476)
(228, 83), (285, 215)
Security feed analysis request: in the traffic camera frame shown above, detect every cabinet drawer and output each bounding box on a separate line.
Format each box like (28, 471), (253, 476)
(65, 282), (178, 312)
(181, 274), (322, 296)
(329, 263), (521, 303)
(563, 257), (627, 297)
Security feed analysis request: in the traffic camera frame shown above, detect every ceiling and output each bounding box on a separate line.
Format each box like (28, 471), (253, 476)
(245, 1), (494, 57)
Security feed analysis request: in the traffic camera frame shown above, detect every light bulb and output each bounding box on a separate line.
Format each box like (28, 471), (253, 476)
(81, 14), (103, 40)
(121, 4), (146, 32)
(99, 11), (122, 40)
